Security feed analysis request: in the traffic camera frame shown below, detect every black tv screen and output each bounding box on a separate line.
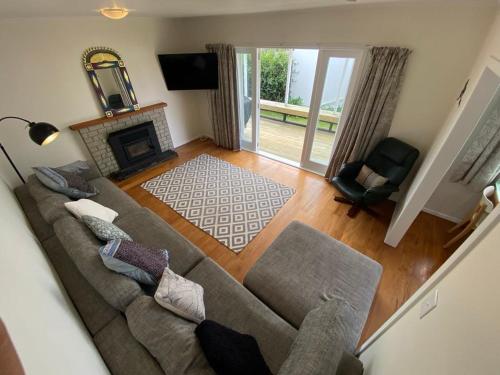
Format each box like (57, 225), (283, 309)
(158, 53), (219, 90)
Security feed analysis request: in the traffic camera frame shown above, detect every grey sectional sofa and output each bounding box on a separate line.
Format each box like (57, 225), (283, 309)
(14, 165), (382, 375)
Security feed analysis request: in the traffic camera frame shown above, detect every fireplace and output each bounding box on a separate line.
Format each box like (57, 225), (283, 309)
(108, 121), (177, 180)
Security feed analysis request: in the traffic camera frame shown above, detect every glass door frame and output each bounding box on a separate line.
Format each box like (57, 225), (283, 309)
(300, 48), (365, 174)
(236, 47), (259, 152)
(236, 46), (366, 175)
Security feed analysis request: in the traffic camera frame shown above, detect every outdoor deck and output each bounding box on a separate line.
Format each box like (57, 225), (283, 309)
(243, 118), (336, 164)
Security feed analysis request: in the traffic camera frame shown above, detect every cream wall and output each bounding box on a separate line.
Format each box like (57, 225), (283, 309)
(0, 177), (109, 374)
(173, 2), (496, 157)
(360, 209), (500, 374)
(0, 16), (203, 187)
(424, 9), (500, 222)
(386, 9), (500, 245)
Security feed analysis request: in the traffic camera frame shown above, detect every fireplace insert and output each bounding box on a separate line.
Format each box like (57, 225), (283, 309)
(108, 121), (177, 180)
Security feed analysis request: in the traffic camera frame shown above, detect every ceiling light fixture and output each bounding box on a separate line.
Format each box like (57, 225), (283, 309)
(100, 7), (129, 20)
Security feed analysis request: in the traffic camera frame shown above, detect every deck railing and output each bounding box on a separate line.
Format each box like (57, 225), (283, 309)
(259, 99), (339, 133)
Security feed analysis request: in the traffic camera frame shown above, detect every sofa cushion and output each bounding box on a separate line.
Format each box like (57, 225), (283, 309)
(186, 258), (297, 374)
(126, 296), (215, 375)
(37, 195), (72, 224)
(277, 297), (364, 375)
(53, 216), (143, 312)
(94, 314), (164, 375)
(244, 221), (382, 331)
(14, 185), (54, 242)
(26, 174), (62, 203)
(195, 320), (272, 375)
(41, 236), (119, 336)
(115, 208), (205, 276)
(89, 177), (141, 217)
(25, 175), (74, 224)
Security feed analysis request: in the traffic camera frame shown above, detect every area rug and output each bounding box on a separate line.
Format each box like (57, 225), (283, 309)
(141, 154), (295, 253)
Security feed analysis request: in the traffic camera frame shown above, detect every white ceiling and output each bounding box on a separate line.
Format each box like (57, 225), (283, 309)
(0, 0), (495, 19)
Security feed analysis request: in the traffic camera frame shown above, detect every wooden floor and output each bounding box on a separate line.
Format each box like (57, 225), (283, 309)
(243, 118), (336, 164)
(118, 139), (459, 345)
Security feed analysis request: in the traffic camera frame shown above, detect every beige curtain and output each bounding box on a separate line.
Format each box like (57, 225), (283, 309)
(325, 47), (412, 180)
(206, 44), (240, 151)
(450, 89), (500, 191)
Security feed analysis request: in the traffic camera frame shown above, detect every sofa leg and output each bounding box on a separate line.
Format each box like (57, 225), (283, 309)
(347, 205), (361, 218)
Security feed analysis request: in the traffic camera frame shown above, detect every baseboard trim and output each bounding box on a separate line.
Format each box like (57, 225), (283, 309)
(173, 136), (213, 149)
(422, 207), (461, 223)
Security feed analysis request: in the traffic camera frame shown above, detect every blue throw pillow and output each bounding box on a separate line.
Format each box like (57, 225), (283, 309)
(99, 240), (169, 285)
(33, 166), (98, 199)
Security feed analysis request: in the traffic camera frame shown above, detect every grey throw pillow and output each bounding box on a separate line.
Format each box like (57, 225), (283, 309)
(81, 215), (132, 241)
(154, 268), (205, 323)
(355, 165), (388, 189)
(33, 165), (98, 199)
(99, 240), (169, 285)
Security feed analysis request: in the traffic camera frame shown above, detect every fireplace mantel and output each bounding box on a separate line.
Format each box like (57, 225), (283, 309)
(69, 102), (167, 131)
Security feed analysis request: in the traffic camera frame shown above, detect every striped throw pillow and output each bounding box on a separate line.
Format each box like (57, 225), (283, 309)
(355, 165), (388, 189)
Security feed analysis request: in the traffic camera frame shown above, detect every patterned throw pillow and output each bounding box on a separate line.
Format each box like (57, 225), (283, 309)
(355, 165), (388, 189)
(81, 215), (132, 242)
(155, 268), (205, 323)
(99, 240), (169, 285)
(33, 166), (98, 199)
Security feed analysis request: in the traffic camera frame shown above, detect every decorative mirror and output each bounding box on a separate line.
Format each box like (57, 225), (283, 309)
(83, 47), (140, 117)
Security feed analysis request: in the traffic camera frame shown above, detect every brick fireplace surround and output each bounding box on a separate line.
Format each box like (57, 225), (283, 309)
(70, 102), (173, 176)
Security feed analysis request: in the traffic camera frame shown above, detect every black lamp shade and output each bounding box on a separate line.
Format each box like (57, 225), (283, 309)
(28, 122), (59, 146)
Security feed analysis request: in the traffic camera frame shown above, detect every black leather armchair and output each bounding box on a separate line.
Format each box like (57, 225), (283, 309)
(331, 137), (419, 217)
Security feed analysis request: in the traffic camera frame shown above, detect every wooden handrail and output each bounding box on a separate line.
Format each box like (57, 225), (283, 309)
(260, 99), (340, 124)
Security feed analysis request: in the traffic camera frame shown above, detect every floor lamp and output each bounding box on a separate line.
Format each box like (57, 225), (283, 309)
(0, 116), (59, 184)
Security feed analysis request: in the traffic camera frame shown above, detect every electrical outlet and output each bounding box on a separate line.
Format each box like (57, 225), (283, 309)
(420, 290), (438, 319)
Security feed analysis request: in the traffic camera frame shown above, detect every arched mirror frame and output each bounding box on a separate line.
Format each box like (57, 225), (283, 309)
(83, 46), (140, 118)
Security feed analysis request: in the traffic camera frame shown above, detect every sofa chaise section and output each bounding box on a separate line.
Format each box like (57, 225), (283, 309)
(244, 221), (383, 333)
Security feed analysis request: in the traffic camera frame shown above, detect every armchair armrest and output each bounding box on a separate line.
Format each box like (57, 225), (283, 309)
(337, 161), (363, 180)
(363, 183), (399, 204)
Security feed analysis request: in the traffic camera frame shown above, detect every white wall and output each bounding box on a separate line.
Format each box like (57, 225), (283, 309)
(360, 209), (500, 374)
(173, 2), (496, 152)
(385, 9), (500, 245)
(0, 177), (109, 374)
(424, 9), (500, 222)
(0, 16), (204, 187)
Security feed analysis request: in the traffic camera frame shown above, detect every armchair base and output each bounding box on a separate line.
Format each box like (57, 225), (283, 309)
(334, 196), (379, 218)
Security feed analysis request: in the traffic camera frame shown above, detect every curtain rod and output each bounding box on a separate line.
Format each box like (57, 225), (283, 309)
(224, 42), (373, 49)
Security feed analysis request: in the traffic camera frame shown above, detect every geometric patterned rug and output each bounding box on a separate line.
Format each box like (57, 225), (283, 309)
(141, 154), (295, 253)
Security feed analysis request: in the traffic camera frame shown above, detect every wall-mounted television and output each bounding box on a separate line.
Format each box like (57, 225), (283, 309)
(158, 53), (219, 90)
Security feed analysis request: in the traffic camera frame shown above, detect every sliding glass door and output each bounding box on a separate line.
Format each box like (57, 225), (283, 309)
(236, 46), (363, 174)
(236, 48), (258, 151)
(301, 49), (363, 173)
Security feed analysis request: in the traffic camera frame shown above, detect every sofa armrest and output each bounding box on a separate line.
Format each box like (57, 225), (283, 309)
(337, 161), (364, 180)
(278, 297), (364, 375)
